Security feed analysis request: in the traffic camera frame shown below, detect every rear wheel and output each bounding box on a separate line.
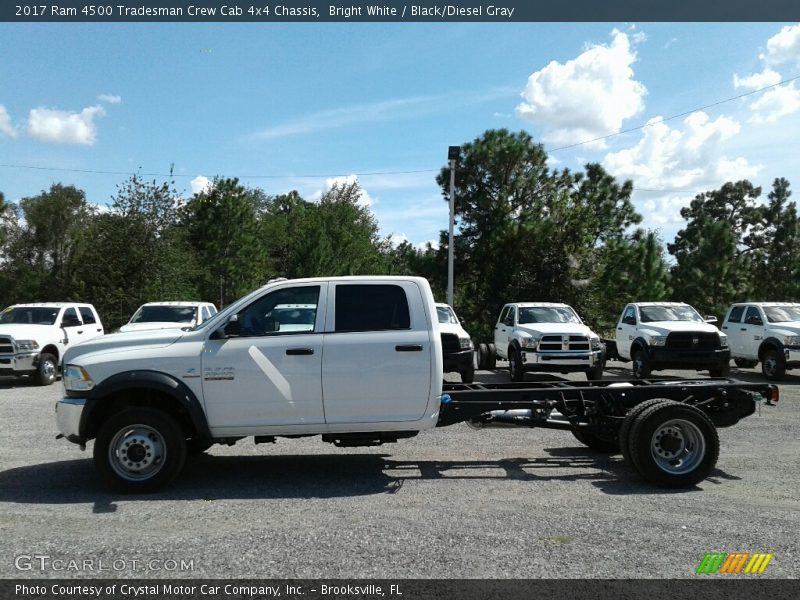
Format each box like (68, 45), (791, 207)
(94, 408), (187, 493)
(35, 353), (58, 386)
(508, 347), (525, 382)
(486, 343), (497, 370)
(632, 349), (651, 379)
(733, 358), (758, 369)
(761, 349), (786, 381)
(460, 367), (475, 384)
(586, 365), (604, 380)
(708, 362), (731, 378)
(618, 398), (674, 467)
(476, 343), (488, 370)
(571, 428), (618, 453)
(628, 401), (719, 487)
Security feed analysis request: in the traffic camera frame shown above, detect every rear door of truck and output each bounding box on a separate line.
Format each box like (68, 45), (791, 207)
(322, 280), (432, 423)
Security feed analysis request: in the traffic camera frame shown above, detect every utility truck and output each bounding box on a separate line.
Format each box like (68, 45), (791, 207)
(55, 277), (776, 493)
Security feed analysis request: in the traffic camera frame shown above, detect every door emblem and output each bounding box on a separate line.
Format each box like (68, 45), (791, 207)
(182, 368), (201, 379)
(203, 366), (235, 381)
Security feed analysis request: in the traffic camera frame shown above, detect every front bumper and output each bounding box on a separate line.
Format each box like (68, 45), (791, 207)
(443, 348), (473, 372)
(56, 398), (87, 444)
(0, 352), (38, 374)
(646, 347), (730, 369)
(520, 348), (604, 371)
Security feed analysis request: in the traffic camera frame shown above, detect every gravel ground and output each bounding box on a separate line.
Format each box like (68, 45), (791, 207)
(0, 363), (797, 580)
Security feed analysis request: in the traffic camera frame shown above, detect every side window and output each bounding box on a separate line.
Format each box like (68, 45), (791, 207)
(79, 306), (96, 324)
(335, 284), (410, 332)
(504, 307), (516, 326)
(727, 306), (745, 324)
(201, 306), (211, 321)
(238, 286), (320, 336)
(498, 306), (509, 324)
(744, 306), (763, 326)
(62, 307), (81, 326)
(622, 306), (636, 325)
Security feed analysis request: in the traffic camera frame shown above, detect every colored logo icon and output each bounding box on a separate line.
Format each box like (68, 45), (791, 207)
(696, 553), (773, 574)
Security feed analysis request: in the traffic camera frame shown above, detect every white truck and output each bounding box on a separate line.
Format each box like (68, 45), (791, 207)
(119, 301), (218, 333)
(609, 302), (731, 379)
(0, 303), (104, 385)
(722, 302), (800, 380)
(55, 276), (777, 492)
(493, 302), (605, 381)
(436, 303), (474, 383)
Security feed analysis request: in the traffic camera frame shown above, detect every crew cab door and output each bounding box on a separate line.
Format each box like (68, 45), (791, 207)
(738, 305), (765, 360)
(78, 306), (104, 341)
(722, 305), (747, 356)
(494, 306), (514, 358)
(616, 305), (637, 360)
(201, 284), (327, 429)
(59, 307), (85, 346)
(321, 281), (431, 423)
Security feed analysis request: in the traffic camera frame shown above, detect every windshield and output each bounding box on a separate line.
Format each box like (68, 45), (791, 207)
(639, 305), (704, 323)
(130, 306), (197, 324)
(764, 306), (800, 323)
(436, 306), (458, 324)
(0, 306), (59, 325)
(518, 306), (581, 324)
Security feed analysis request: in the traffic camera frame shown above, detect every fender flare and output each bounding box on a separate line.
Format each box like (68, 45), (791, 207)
(631, 337), (650, 356)
(758, 337), (785, 361)
(76, 370), (211, 440)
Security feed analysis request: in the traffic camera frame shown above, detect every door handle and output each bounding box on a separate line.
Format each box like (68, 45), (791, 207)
(722, 326), (727, 329)
(77, 330), (83, 334)
(96, 328), (102, 332)
(286, 348), (314, 356)
(740, 328), (747, 331)
(396, 344), (423, 352)
(617, 327), (622, 330)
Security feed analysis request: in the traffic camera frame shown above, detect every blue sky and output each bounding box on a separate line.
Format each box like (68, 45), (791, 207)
(1, 22), (799, 248)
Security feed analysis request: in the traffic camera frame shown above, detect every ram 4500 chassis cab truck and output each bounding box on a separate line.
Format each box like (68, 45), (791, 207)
(55, 277), (776, 493)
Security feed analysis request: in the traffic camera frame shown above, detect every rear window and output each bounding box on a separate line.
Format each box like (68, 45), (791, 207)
(79, 306), (97, 324)
(335, 284), (410, 332)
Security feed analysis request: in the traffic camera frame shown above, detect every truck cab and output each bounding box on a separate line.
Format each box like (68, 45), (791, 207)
(435, 303), (474, 383)
(723, 302), (800, 380)
(615, 302), (730, 378)
(493, 302), (604, 381)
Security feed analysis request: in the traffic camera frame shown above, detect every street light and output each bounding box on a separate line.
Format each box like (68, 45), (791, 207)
(447, 145), (460, 307)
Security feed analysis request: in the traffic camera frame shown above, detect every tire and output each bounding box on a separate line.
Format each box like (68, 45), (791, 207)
(628, 401), (719, 487)
(733, 358), (758, 369)
(35, 353), (58, 386)
(586, 366), (604, 381)
(618, 398), (674, 467)
(486, 343), (497, 370)
(477, 343), (488, 370)
(508, 346), (525, 382)
(460, 367), (475, 384)
(632, 348), (652, 379)
(93, 408), (187, 493)
(186, 439), (213, 456)
(761, 349), (786, 381)
(571, 428), (618, 453)
(708, 362), (731, 378)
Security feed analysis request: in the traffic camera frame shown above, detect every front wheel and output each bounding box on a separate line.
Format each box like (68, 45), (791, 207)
(94, 408), (187, 493)
(35, 353), (58, 386)
(632, 349), (652, 379)
(628, 401), (719, 487)
(508, 347), (525, 382)
(761, 349), (786, 381)
(586, 366), (604, 380)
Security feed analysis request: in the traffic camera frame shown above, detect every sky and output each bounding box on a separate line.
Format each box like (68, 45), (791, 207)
(1, 22), (800, 250)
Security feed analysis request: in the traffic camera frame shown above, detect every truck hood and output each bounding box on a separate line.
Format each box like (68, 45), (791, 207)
(439, 322), (470, 337)
(767, 323), (800, 336)
(637, 321), (720, 336)
(516, 323), (596, 337)
(0, 324), (57, 341)
(118, 322), (191, 333)
(63, 329), (185, 363)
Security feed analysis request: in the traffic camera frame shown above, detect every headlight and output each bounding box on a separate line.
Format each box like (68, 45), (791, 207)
(648, 335), (667, 347)
(15, 340), (39, 352)
(783, 335), (800, 347)
(458, 336), (472, 350)
(519, 336), (540, 349)
(590, 337), (601, 350)
(63, 365), (95, 392)
(719, 333), (729, 348)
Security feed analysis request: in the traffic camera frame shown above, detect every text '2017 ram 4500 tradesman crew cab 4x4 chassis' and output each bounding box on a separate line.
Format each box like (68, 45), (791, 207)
(55, 277), (777, 493)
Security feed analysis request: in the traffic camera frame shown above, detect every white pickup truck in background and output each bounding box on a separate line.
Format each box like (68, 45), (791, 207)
(722, 302), (800, 380)
(0, 303), (104, 385)
(119, 301), (217, 333)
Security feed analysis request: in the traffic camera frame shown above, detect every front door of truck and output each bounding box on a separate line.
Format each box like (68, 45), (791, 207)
(616, 305), (637, 359)
(739, 305), (765, 360)
(494, 306), (514, 357)
(201, 284), (327, 430)
(722, 305), (746, 356)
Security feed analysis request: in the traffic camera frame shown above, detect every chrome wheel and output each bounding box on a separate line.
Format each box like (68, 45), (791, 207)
(650, 418), (706, 475)
(108, 425), (166, 482)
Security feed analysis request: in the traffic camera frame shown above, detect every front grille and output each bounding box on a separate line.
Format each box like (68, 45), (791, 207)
(666, 332), (720, 350)
(0, 336), (13, 354)
(441, 333), (461, 354)
(539, 334), (590, 352)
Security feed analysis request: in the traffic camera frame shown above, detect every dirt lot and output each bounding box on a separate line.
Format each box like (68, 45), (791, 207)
(0, 362), (797, 579)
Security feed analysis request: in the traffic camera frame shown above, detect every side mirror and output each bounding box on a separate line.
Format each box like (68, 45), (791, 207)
(705, 316), (718, 324)
(212, 314), (240, 339)
(623, 316), (636, 325)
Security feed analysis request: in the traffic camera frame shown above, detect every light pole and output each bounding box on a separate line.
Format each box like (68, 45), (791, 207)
(447, 145), (460, 307)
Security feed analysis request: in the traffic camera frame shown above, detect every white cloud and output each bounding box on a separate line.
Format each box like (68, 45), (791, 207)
(314, 174), (374, 207)
(664, 37), (678, 49)
(0, 105), (17, 138)
(747, 84), (800, 123)
(190, 175), (212, 194)
(733, 68), (782, 90)
(27, 105), (106, 145)
(516, 29), (647, 149)
(97, 94), (122, 104)
(387, 232), (410, 248)
(762, 23), (800, 66)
